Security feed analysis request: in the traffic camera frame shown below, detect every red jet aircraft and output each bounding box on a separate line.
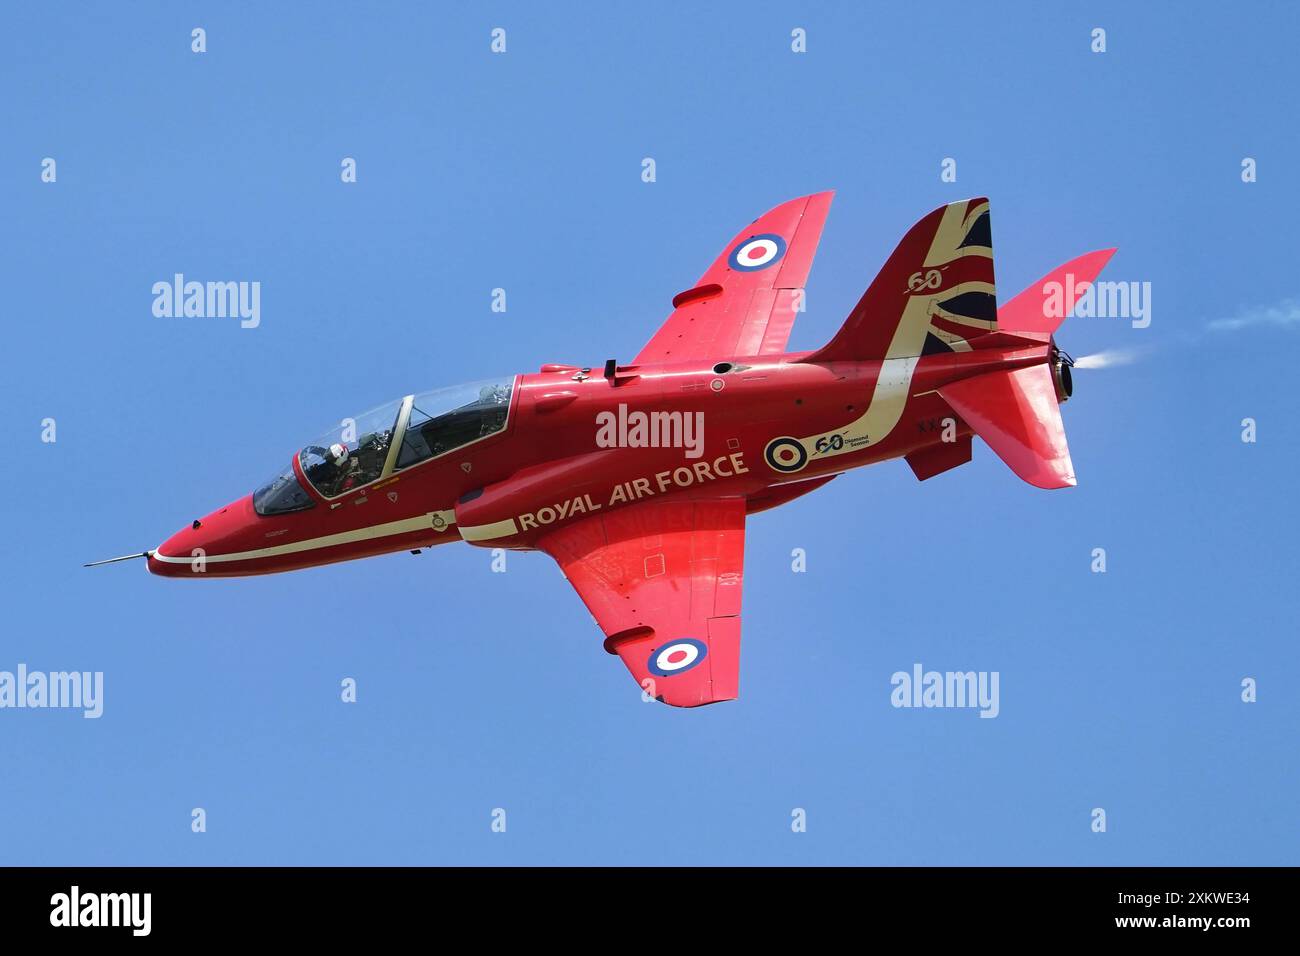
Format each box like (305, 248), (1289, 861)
(90, 194), (1114, 707)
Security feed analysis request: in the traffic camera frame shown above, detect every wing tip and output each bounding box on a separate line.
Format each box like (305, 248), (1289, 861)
(768, 190), (834, 218)
(658, 693), (739, 709)
(802, 190), (835, 214)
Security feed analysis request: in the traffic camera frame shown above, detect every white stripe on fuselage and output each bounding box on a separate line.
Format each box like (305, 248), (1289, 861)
(457, 518), (520, 542)
(152, 510), (458, 564)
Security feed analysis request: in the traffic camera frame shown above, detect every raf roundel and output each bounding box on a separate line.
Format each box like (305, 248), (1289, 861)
(647, 638), (708, 677)
(728, 233), (787, 272)
(764, 436), (809, 474)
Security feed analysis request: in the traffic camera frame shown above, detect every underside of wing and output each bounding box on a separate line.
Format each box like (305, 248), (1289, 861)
(633, 192), (833, 365)
(537, 497), (746, 708)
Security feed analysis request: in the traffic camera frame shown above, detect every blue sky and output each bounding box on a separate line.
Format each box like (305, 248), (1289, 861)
(2, 1), (1296, 865)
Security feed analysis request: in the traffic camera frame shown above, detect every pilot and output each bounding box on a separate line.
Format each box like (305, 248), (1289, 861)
(302, 442), (353, 496)
(329, 443), (361, 494)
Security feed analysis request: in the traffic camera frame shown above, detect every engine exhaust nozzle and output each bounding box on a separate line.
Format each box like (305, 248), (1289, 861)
(1052, 349), (1074, 403)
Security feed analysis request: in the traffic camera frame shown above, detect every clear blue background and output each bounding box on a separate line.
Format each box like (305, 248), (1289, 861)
(2, 1), (1296, 865)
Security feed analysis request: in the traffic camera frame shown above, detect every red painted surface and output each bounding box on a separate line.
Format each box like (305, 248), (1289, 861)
(998, 248), (1117, 334)
(940, 365), (1075, 489)
(137, 193), (1113, 706)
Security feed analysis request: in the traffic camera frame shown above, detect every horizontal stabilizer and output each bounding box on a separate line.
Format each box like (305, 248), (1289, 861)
(938, 365), (1074, 489)
(998, 249), (1117, 335)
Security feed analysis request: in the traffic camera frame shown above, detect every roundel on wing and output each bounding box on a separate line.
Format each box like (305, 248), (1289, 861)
(728, 233), (787, 272)
(647, 638), (708, 676)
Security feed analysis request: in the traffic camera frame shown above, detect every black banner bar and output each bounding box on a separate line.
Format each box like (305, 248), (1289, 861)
(0, 866), (1282, 940)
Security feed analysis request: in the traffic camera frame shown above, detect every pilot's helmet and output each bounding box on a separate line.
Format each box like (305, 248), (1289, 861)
(328, 442), (350, 465)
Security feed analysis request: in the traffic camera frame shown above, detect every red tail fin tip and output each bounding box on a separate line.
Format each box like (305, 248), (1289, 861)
(806, 198), (995, 363)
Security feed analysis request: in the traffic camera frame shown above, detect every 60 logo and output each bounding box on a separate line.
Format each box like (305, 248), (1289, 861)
(814, 434), (845, 454)
(907, 269), (942, 293)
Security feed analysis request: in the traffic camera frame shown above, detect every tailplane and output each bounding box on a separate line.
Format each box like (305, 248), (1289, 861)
(937, 363), (1075, 489)
(998, 248), (1117, 335)
(945, 245), (1118, 488)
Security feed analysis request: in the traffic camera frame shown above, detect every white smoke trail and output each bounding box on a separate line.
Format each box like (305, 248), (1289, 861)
(1068, 295), (1300, 371)
(1208, 298), (1300, 332)
(1073, 349), (1141, 369)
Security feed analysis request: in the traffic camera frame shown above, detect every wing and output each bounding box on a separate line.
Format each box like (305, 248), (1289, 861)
(632, 192), (833, 365)
(537, 497), (746, 708)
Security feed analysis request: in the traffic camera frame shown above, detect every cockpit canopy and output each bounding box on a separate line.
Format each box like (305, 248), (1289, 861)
(253, 378), (514, 516)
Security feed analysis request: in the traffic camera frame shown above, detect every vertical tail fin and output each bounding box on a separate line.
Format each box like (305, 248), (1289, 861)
(804, 198), (996, 363)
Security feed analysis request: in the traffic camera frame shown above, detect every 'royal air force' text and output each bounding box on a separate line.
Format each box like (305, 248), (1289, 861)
(516, 452), (749, 531)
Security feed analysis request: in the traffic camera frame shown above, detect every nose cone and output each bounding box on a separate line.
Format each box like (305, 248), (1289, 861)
(148, 495), (257, 577)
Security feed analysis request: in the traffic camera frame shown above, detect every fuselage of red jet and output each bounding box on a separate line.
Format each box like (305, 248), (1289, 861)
(113, 192), (1114, 707)
(147, 342), (1058, 577)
